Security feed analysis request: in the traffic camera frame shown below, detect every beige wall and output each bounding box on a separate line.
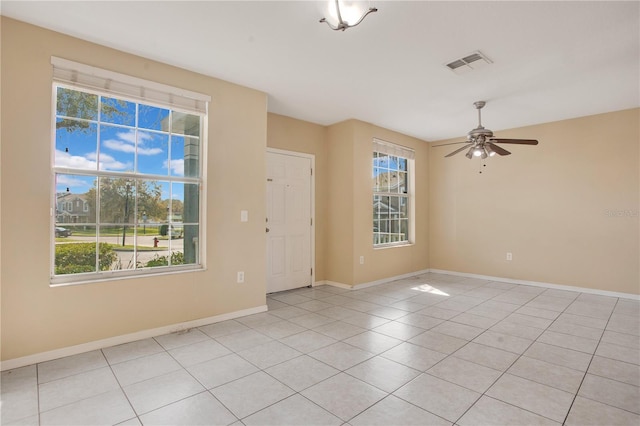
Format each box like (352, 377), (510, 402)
(268, 115), (431, 287)
(266, 113), (328, 281)
(326, 120), (431, 286)
(352, 121), (430, 285)
(429, 109), (640, 294)
(1, 18), (268, 361)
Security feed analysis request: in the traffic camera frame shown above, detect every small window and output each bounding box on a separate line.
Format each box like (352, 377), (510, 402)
(373, 139), (414, 247)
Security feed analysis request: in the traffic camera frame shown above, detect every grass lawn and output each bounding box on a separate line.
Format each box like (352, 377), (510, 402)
(69, 227), (160, 237)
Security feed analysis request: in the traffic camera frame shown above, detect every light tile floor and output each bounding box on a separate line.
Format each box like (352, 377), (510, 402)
(2, 273), (639, 425)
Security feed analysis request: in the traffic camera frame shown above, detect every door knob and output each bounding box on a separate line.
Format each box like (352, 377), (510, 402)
(266, 228), (270, 233)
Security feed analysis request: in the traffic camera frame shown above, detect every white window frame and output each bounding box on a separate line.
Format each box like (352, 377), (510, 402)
(50, 58), (210, 286)
(372, 139), (415, 248)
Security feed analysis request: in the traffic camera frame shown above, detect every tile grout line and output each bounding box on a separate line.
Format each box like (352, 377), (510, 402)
(559, 296), (622, 425)
(431, 284), (561, 424)
(12, 276), (638, 425)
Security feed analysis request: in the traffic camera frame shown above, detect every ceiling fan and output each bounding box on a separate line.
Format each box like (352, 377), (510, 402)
(433, 101), (538, 159)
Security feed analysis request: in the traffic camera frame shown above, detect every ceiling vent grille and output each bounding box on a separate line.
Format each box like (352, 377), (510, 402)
(445, 50), (492, 74)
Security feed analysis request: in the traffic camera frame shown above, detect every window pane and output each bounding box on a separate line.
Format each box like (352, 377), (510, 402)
(55, 174), (97, 223)
(181, 224), (199, 265)
(137, 131), (169, 175)
(139, 104), (170, 131)
(380, 196), (390, 216)
(398, 158), (407, 172)
(55, 120), (98, 169)
(373, 167), (381, 191)
(100, 96), (136, 126)
(55, 234), (98, 275)
(56, 87), (97, 120)
(99, 230), (134, 269)
(388, 171), (399, 193)
(136, 179), (166, 225)
(400, 219), (409, 240)
(399, 171), (408, 194)
(171, 182), (199, 223)
(389, 156), (399, 171)
(400, 196), (408, 218)
(390, 196), (399, 217)
(99, 177), (136, 223)
(376, 153), (389, 169)
(378, 171), (391, 192)
(139, 238), (171, 269)
(99, 125), (134, 172)
(172, 112), (200, 137)
(171, 136), (200, 178)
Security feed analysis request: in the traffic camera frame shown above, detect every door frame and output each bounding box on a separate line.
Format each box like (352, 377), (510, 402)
(266, 148), (316, 289)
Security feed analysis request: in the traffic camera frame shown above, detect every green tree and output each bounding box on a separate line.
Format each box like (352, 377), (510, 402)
(56, 87), (125, 132)
(85, 178), (165, 245)
(160, 198), (184, 216)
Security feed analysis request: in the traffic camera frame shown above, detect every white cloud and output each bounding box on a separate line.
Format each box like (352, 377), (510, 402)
(163, 159), (184, 176)
(102, 130), (163, 156)
(103, 139), (136, 153)
(116, 130), (137, 144)
(55, 149), (130, 171)
(56, 174), (92, 189)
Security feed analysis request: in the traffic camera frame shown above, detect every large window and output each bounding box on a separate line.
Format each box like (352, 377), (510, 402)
(373, 139), (414, 247)
(51, 58), (209, 284)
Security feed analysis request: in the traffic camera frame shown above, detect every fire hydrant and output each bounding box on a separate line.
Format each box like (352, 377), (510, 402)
(153, 237), (159, 248)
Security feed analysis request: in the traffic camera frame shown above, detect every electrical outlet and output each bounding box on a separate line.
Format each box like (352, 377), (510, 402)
(240, 210), (248, 222)
(237, 271), (245, 283)
(506, 252), (513, 261)
(359, 256), (365, 265)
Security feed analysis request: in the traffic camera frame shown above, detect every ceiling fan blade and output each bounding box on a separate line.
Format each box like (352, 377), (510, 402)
(432, 141), (469, 147)
(487, 142), (511, 156)
(445, 144), (473, 157)
(490, 138), (538, 145)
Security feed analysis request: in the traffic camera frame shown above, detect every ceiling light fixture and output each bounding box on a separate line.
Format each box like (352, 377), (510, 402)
(319, 0), (378, 31)
(465, 147), (474, 159)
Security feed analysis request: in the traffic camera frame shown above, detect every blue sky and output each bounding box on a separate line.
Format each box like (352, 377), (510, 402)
(373, 154), (406, 177)
(55, 91), (199, 202)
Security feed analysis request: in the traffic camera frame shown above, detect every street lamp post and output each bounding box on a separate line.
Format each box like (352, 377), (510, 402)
(122, 182), (131, 247)
(142, 211), (147, 235)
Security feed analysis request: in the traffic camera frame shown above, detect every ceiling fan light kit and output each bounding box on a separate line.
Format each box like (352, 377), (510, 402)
(433, 101), (539, 170)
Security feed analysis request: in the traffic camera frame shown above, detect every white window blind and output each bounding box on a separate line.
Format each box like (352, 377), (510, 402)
(51, 57), (210, 114)
(373, 138), (415, 160)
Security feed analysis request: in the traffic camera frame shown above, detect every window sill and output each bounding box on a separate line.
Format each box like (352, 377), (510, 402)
(50, 265), (205, 288)
(374, 242), (414, 250)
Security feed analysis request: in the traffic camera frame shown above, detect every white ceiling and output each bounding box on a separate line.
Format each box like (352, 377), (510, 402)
(2, 1), (639, 141)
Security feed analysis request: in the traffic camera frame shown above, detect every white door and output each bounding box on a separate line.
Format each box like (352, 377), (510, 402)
(266, 151), (312, 293)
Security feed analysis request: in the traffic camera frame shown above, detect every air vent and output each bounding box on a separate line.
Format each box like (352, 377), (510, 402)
(445, 50), (492, 74)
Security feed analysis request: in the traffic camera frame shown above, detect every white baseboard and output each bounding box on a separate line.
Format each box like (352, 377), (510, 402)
(320, 268), (639, 300)
(322, 280), (352, 289)
(321, 269), (431, 291)
(0, 305), (268, 372)
(353, 269), (431, 290)
(429, 269), (640, 300)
